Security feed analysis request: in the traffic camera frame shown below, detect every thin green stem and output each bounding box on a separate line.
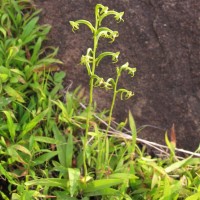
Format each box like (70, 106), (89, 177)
(83, 15), (98, 180)
(106, 74), (120, 135)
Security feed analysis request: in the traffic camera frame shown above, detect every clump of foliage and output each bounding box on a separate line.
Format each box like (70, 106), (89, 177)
(0, 1), (199, 200)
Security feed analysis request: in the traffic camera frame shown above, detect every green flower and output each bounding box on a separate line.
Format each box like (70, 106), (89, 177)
(114, 12), (124, 23)
(118, 89), (134, 100)
(69, 21), (79, 32)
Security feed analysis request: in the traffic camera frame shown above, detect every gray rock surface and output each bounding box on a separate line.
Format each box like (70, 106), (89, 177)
(34, 0), (200, 151)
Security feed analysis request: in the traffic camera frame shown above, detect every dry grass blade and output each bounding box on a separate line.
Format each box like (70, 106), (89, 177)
(170, 123), (176, 147)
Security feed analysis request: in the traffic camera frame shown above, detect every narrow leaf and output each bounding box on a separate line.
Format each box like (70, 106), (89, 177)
(165, 157), (192, 173)
(3, 110), (16, 142)
(66, 132), (73, 168)
(83, 179), (123, 193)
(33, 151), (58, 166)
(4, 85), (25, 103)
(20, 109), (48, 138)
(129, 111), (137, 153)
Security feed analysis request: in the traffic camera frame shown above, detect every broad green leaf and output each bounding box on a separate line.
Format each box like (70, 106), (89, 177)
(84, 188), (121, 197)
(25, 178), (68, 189)
(54, 191), (78, 200)
(54, 71), (66, 83)
(37, 57), (62, 66)
(20, 17), (39, 40)
(33, 151), (58, 166)
(83, 179), (124, 193)
(0, 66), (10, 74)
(151, 172), (159, 189)
(10, 68), (25, 76)
(7, 46), (19, 62)
(109, 173), (137, 180)
(14, 56), (31, 64)
(4, 85), (25, 103)
(7, 146), (27, 164)
(34, 136), (58, 144)
(68, 168), (80, 197)
(13, 144), (31, 156)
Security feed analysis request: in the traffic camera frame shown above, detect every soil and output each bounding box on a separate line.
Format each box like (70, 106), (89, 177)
(34, 0), (200, 151)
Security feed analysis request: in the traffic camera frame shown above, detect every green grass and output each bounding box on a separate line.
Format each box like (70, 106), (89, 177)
(0, 1), (199, 200)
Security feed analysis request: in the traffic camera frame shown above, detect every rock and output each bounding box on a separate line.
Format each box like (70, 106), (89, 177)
(34, 0), (200, 151)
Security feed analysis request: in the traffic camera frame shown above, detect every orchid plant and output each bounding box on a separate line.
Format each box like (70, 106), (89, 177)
(70, 4), (136, 178)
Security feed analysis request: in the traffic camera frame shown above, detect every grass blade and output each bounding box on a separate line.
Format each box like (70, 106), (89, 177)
(129, 111), (137, 153)
(52, 123), (67, 167)
(20, 109), (48, 138)
(3, 110), (16, 142)
(83, 179), (124, 193)
(66, 132), (73, 168)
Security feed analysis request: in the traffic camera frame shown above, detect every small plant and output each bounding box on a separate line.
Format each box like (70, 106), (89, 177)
(70, 4), (136, 178)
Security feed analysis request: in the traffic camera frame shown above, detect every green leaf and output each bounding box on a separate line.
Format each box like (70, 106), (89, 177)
(163, 176), (171, 199)
(0, 73), (9, 82)
(109, 173), (137, 180)
(165, 156), (192, 173)
(4, 85), (25, 103)
(13, 144), (31, 156)
(25, 178), (68, 189)
(20, 109), (48, 138)
(185, 192), (200, 200)
(54, 71), (66, 83)
(0, 164), (16, 185)
(3, 110), (16, 142)
(85, 188), (121, 197)
(83, 179), (124, 193)
(30, 37), (42, 64)
(0, 191), (9, 200)
(0, 27), (7, 38)
(33, 151), (58, 166)
(34, 136), (58, 144)
(129, 111), (137, 153)
(55, 191), (78, 200)
(52, 123), (67, 167)
(20, 17), (39, 40)
(68, 168), (80, 197)
(66, 132), (74, 168)
(165, 132), (175, 157)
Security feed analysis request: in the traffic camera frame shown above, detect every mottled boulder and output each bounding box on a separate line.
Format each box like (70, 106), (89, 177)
(34, 0), (200, 151)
